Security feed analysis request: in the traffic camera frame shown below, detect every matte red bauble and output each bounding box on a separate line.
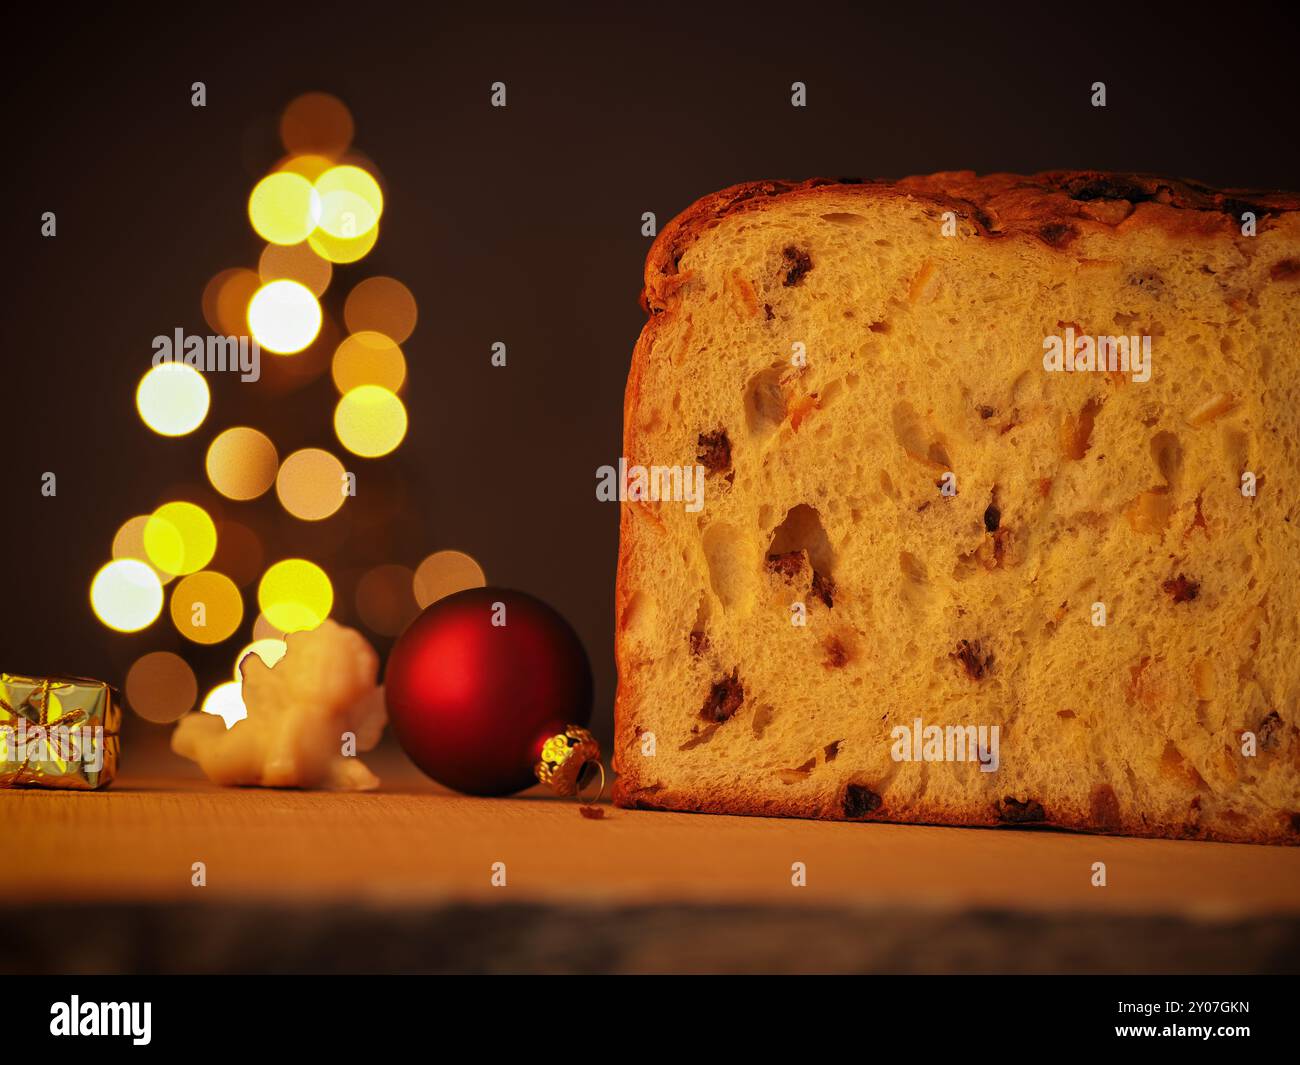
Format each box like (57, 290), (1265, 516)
(384, 587), (594, 796)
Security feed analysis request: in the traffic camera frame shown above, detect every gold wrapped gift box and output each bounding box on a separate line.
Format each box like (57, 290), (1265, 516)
(0, 672), (119, 789)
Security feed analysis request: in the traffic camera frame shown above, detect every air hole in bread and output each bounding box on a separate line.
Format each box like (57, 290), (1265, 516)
(688, 593), (711, 656)
(891, 401), (951, 468)
(983, 488), (1002, 533)
(1150, 430), (1184, 486)
(767, 504), (835, 577)
(1268, 258), (1300, 282)
(820, 378), (845, 410)
(811, 570), (836, 608)
(702, 522), (755, 610)
(820, 212), (868, 225)
(1220, 426), (1249, 476)
(744, 366), (787, 436)
(619, 592), (643, 632)
(1061, 396), (1102, 460)
(778, 757), (817, 784)
(899, 551), (928, 583)
(751, 704), (775, 738)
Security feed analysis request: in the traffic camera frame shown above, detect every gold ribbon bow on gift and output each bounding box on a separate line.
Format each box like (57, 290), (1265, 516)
(0, 672), (120, 789)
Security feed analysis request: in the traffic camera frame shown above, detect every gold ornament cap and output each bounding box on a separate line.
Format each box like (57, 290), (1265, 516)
(535, 725), (604, 803)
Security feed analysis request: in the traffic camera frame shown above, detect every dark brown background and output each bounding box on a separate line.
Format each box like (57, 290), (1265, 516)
(4, 1), (1298, 757)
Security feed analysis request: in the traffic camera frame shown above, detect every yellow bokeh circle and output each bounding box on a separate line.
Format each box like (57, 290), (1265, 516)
(314, 165), (383, 238)
(170, 570), (244, 644)
(308, 224), (378, 264)
(257, 559), (334, 633)
(276, 447), (348, 521)
(90, 559), (164, 632)
(205, 427), (279, 501)
(334, 385), (408, 458)
(136, 364), (210, 437)
(248, 172), (320, 245)
(233, 638), (287, 680)
(247, 279), (322, 354)
(143, 501), (217, 576)
(331, 331), (406, 394)
(277, 153), (335, 182)
(112, 514), (175, 582)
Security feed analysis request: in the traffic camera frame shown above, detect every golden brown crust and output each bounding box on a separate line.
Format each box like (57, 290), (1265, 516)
(642, 171), (1300, 311)
(613, 780), (1300, 846)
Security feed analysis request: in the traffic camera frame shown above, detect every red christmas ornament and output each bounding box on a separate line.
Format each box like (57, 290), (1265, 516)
(384, 587), (596, 797)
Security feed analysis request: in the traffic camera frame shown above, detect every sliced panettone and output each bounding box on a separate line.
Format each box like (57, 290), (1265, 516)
(614, 171), (1300, 844)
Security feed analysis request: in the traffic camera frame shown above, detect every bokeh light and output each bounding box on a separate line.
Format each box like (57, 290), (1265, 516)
(258, 241), (332, 296)
(201, 681), (247, 729)
(277, 153), (335, 182)
(233, 638), (287, 680)
(143, 501), (217, 576)
(247, 279), (322, 354)
(275, 447), (348, 521)
(280, 93), (354, 158)
(343, 277), (418, 343)
(308, 223), (378, 264)
(136, 364), (210, 437)
(205, 427), (279, 501)
(413, 550), (487, 608)
(314, 165), (383, 239)
(202, 268), (261, 336)
(112, 515), (175, 582)
(126, 652), (198, 724)
(170, 570), (244, 644)
(331, 331), (406, 393)
(258, 559), (334, 632)
(90, 559), (164, 632)
(355, 563), (418, 636)
(248, 172), (319, 245)
(334, 385), (407, 457)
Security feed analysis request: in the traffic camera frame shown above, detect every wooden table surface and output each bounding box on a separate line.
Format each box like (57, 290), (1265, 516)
(5, 749), (1300, 973)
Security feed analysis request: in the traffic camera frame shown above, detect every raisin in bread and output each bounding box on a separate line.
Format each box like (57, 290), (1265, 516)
(613, 172), (1300, 845)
